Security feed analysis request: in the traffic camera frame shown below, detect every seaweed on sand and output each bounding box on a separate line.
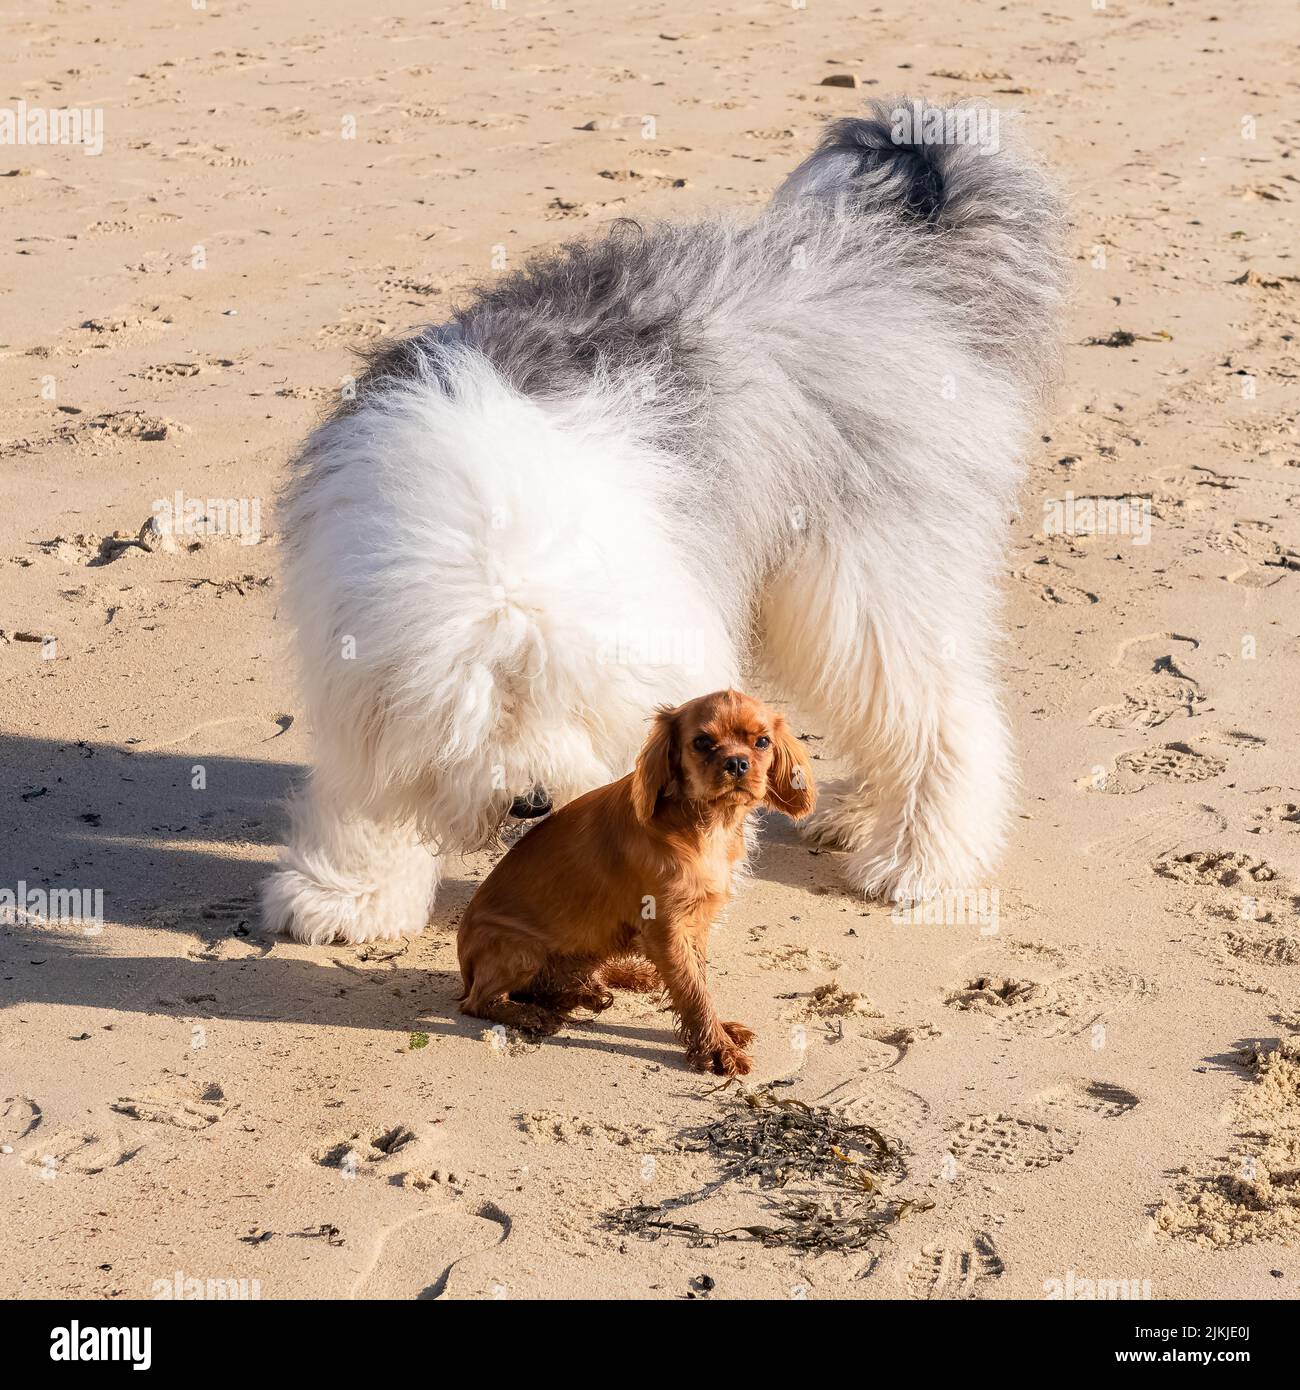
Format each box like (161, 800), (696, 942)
(605, 1084), (932, 1253)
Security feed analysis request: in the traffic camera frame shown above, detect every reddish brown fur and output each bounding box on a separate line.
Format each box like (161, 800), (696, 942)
(457, 690), (816, 1074)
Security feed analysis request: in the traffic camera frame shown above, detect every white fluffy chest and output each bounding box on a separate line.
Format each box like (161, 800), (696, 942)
(698, 823), (749, 899)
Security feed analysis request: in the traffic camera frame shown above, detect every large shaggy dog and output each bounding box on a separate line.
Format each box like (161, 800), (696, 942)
(262, 100), (1064, 945)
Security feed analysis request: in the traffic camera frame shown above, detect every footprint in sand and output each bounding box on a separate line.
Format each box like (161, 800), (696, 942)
(1012, 560), (1098, 606)
(133, 358), (234, 383)
(1081, 803), (1226, 862)
(1088, 650), (1203, 730)
(376, 271), (444, 301)
(275, 384), (337, 401)
(314, 1123), (421, 1176)
(1089, 681), (1201, 729)
(77, 313), (174, 343)
(1213, 519), (1300, 586)
(753, 944), (842, 972)
(905, 1231), (1004, 1300)
(1082, 740), (1227, 795)
(110, 1081), (228, 1131)
(22, 1128), (141, 1176)
(1153, 849), (1277, 890)
(1218, 926), (1300, 968)
(351, 1202), (512, 1299)
(1005, 938), (1072, 966)
(144, 718), (287, 755)
(1112, 741), (1226, 787)
(1250, 803), (1300, 835)
(1109, 631), (1200, 670)
(799, 1023), (923, 1089)
(197, 895), (261, 924)
(1153, 850), (1300, 968)
(945, 965), (1154, 1039)
(779, 980), (879, 1024)
(1041, 580), (1100, 605)
(1, 1095), (43, 1144)
(315, 317), (394, 348)
(135, 360), (203, 380)
(189, 896), (268, 960)
(78, 410), (190, 443)
(948, 1113), (1078, 1173)
(946, 975), (1050, 1014)
(1035, 1079), (1140, 1121)
(84, 219), (138, 236)
(1185, 901), (1300, 968)
(824, 1078), (931, 1153)
(146, 896), (266, 961)
(519, 1112), (664, 1149)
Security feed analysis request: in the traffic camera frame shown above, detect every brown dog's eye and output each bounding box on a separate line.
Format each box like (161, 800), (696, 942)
(692, 735), (714, 753)
(754, 735), (771, 749)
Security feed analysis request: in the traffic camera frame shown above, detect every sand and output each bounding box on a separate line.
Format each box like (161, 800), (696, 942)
(2, 0), (1298, 1300)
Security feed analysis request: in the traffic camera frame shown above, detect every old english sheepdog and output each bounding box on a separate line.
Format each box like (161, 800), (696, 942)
(261, 99), (1064, 945)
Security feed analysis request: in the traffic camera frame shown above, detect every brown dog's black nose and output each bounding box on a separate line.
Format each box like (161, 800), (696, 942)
(723, 756), (749, 778)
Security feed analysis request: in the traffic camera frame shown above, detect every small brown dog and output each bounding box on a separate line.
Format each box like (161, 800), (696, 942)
(457, 689), (815, 1075)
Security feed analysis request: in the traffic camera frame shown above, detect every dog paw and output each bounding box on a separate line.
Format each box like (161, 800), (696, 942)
(800, 799), (874, 852)
(845, 848), (987, 905)
(264, 870), (429, 945)
(688, 1038), (753, 1077)
(721, 1020), (756, 1048)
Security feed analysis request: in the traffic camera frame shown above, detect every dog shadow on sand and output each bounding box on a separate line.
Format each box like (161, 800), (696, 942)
(1, 734), (843, 1067)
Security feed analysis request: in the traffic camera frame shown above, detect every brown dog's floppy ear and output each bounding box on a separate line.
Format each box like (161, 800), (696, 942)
(631, 705), (678, 824)
(765, 715), (816, 820)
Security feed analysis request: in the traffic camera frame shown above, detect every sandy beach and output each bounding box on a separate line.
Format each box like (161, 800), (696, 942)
(2, 0), (1298, 1300)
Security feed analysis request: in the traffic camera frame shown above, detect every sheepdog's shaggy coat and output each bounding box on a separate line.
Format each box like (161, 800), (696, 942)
(262, 100), (1064, 944)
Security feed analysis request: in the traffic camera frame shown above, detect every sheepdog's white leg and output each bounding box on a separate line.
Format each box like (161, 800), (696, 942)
(762, 541), (1011, 901)
(260, 787), (438, 945)
(841, 678), (1010, 903)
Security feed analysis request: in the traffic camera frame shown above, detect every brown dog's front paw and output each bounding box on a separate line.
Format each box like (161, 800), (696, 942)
(688, 1037), (753, 1077)
(721, 1020), (755, 1048)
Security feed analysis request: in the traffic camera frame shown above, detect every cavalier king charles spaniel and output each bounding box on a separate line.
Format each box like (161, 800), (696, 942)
(457, 690), (815, 1075)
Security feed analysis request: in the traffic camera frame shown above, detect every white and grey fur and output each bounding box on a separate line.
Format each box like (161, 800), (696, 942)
(262, 99), (1065, 944)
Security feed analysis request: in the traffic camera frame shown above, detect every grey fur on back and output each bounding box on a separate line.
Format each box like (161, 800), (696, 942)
(771, 98), (1066, 391)
(355, 98), (1062, 408)
(317, 98), (1064, 614)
